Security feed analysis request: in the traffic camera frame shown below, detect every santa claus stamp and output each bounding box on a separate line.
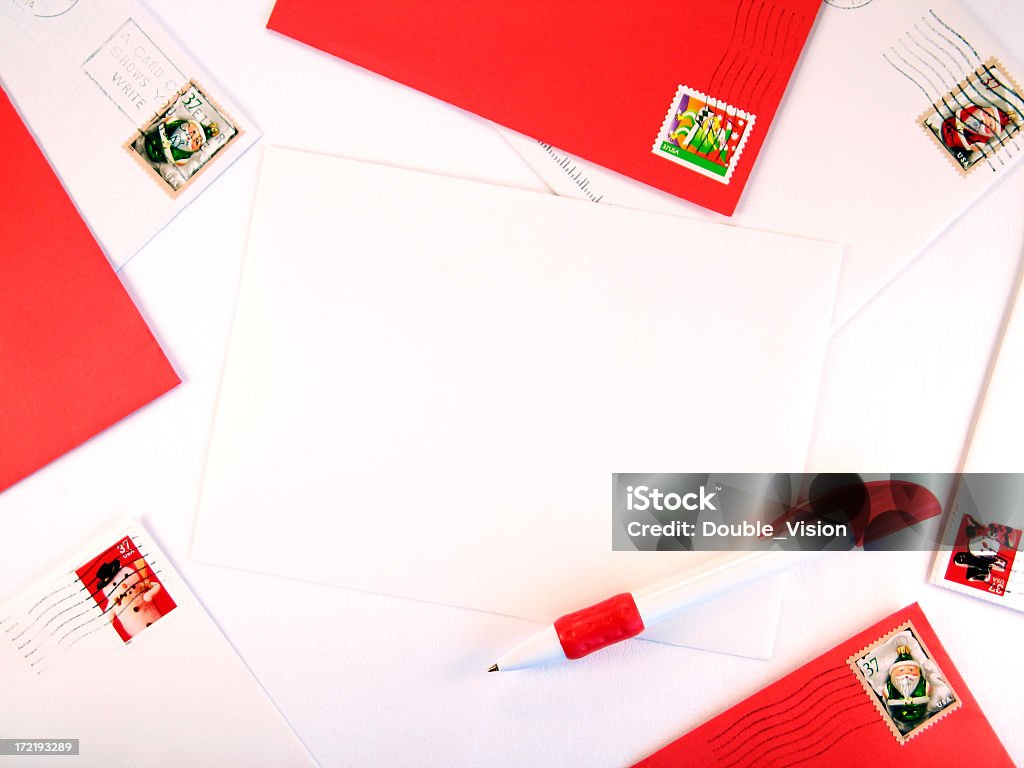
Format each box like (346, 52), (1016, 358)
(848, 621), (960, 744)
(942, 514), (1020, 597)
(75, 535), (177, 643)
(921, 58), (1024, 175)
(652, 85), (755, 184)
(126, 80), (241, 195)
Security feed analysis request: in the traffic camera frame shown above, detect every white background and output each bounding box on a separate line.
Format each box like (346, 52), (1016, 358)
(1, 1), (1023, 765)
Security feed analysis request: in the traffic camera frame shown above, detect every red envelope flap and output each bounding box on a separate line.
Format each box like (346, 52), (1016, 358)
(267, 0), (822, 216)
(634, 603), (1013, 767)
(0, 88), (179, 493)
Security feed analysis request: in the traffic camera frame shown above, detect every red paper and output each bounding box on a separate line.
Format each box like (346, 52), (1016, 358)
(634, 603), (1012, 767)
(267, 0), (822, 216)
(0, 88), (179, 493)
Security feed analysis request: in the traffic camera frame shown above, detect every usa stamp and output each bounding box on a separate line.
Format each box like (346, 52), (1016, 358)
(942, 513), (1020, 597)
(75, 534), (176, 643)
(921, 58), (1024, 175)
(126, 80), (241, 195)
(848, 621), (960, 744)
(651, 85), (755, 184)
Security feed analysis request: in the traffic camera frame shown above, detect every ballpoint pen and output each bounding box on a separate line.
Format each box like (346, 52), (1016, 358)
(490, 550), (815, 671)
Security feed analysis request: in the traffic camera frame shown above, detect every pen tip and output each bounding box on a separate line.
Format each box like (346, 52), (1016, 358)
(487, 664), (499, 673)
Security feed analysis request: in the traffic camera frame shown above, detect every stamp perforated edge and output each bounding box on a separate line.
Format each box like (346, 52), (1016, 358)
(651, 84), (756, 185)
(930, 509), (1023, 604)
(846, 619), (961, 745)
(123, 79), (245, 199)
(917, 56), (1024, 178)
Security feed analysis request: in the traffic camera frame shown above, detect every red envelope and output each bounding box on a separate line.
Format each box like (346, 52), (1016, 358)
(0, 88), (179, 493)
(267, 0), (822, 216)
(634, 603), (1012, 767)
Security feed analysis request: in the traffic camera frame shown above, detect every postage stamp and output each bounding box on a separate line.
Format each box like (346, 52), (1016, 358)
(920, 58), (1024, 175)
(848, 621), (960, 744)
(126, 80), (240, 195)
(75, 535), (176, 643)
(942, 513), (1020, 597)
(651, 85), (755, 184)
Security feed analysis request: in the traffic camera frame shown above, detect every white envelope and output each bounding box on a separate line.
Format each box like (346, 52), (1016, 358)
(962, 270), (1024, 473)
(0, 0), (259, 268)
(499, 0), (1024, 329)
(0, 520), (317, 768)
(189, 146), (841, 659)
(927, 273), (1024, 610)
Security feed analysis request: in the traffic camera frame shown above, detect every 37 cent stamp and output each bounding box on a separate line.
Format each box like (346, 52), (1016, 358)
(126, 80), (241, 195)
(848, 621), (960, 744)
(651, 85), (755, 184)
(75, 534), (177, 644)
(921, 58), (1024, 175)
(942, 513), (1020, 597)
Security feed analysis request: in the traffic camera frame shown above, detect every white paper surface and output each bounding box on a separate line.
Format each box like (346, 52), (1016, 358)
(963, 270), (1024, 472)
(189, 145), (841, 658)
(0, 520), (317, 768)
(498, 0), (1024, 329)
(932, 264), (1024, 611)
(0, 0), (1020, 761)
(0, 0), (259, 268)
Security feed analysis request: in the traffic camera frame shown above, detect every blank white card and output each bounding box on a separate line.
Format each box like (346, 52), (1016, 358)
(191, 146), (842, 658)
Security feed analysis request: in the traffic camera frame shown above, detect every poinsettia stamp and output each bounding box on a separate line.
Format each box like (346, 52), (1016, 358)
(126, 80), (241, 195)
(921, 58), (1024, 175)
(848, 621), (960, 744)
(652, 85), (755, 184)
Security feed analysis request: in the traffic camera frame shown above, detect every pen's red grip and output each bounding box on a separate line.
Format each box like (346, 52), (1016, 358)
(554, 593), (645, 660)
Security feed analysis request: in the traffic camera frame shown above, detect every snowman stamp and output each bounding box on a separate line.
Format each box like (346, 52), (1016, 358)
(76, 535), (177, 644)
(920, 58), (1024, 175)
(941, 513), (1020, 597)
(848, 621), (960, 744)
(651, 85), (755, 184)
(126, 80), (242, 196)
